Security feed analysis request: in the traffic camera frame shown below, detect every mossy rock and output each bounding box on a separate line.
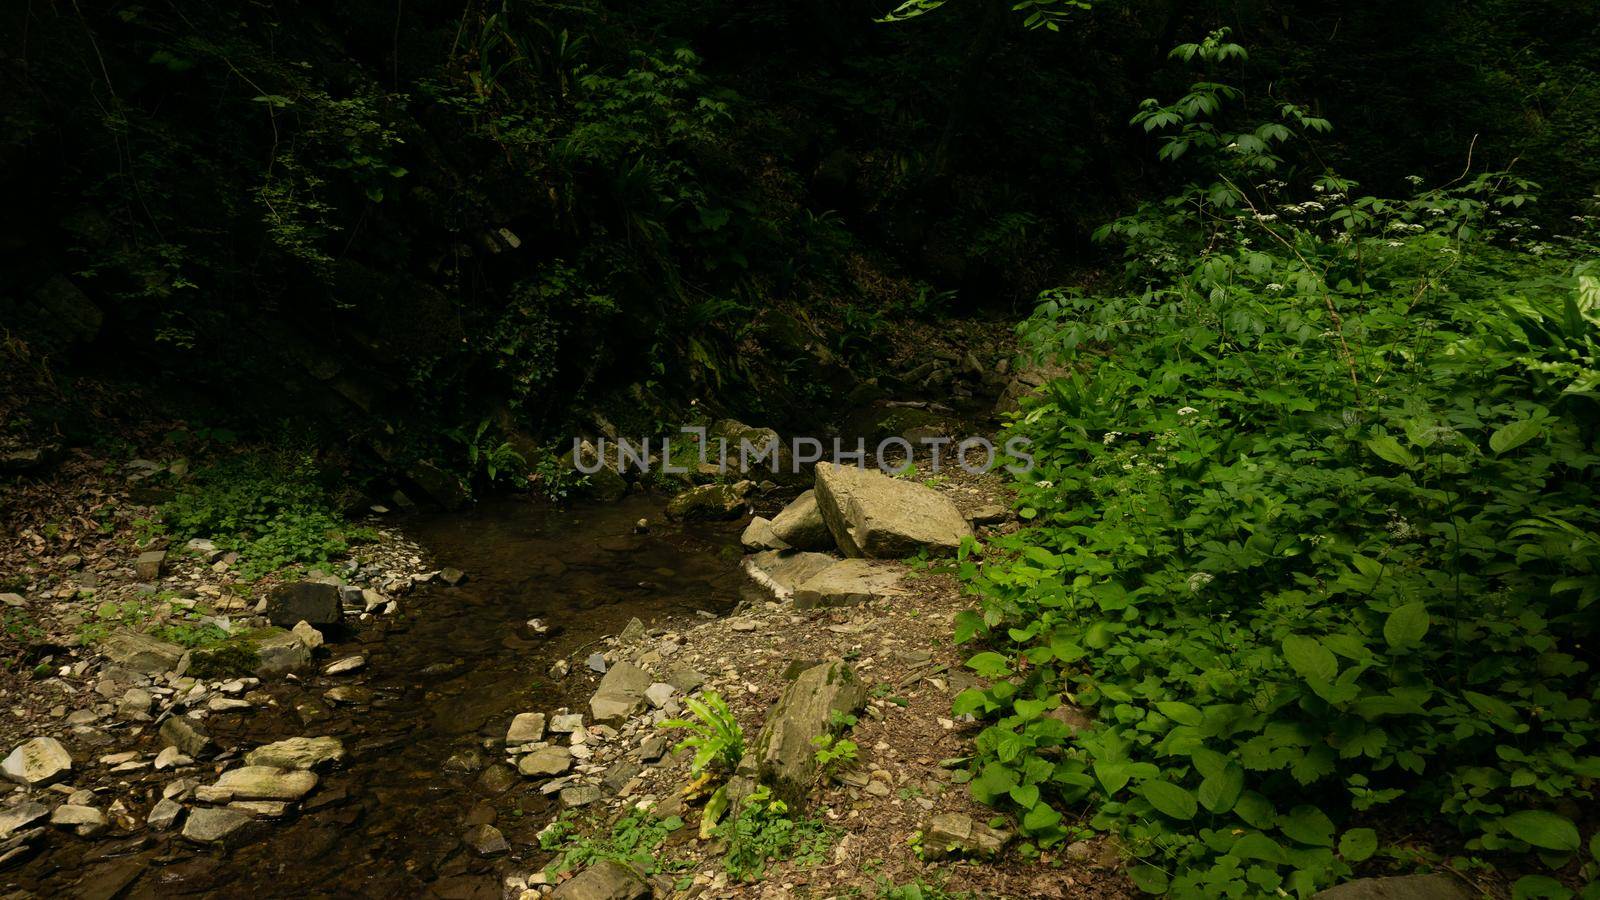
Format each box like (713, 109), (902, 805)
(188, 626), (309, 679)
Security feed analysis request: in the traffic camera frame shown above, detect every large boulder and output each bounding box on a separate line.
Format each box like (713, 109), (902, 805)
(266, 582), (342, 628)
(793, 559), (906, 610)
(589, 661), (653, 725)
(665, 482), (752, 521)
(550, 859), (649, 900)
(739, 517), (789, 551)
(189, 627), (311, 678)
(1312, 875), (1472, 900)
(99, 630), (185, 674)
(813, 463), (971, 558)
(767, 490), (835, 551)
(2, 737), (72, 787)
(571, 440), (628, 502)
(749, 660), (866, 806)
(199, 766), (318, 802)
(742, 550), (839, 601)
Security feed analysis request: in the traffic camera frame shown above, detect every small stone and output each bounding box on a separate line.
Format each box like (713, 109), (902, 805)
(159, 717), (211, 757)
(729, 618), (757, 632)
(181, 807), (252, 843)
(920, 812), (1011, 860)
(618, 617), (647, 644)
(323, 655), (366, 675)
(2, 737), (73, 787)
(644, 683), (675, 709)
(518, 747), (572, 777)
(549, 713), (584, 733)
(228, 800), (290, 818)
(0, 801), (49, 839)
(506, 713), (546, 745)
(323, 686), (374, 706)
(207, 697), (252, 712)
(117, 687), (153, 720)
(153, 747), (191, 771)
(865, 780), (891, 797)
(586, 653), (608, 674)
(147, 798), (183, 831)
(135, 550), (168, 580)
(439, 567), (467, 586)
(549, 859), (649, 900)
(244, 736), (345, 771)
(560, 784), (602, 808)
(464, 823), (508, 856)
(638, 736), (667, 763)
(50, 804), (107, 837)
(291, 621), (325, 650)
(204, 766), (318, 801)
(549, 659), (570, 679)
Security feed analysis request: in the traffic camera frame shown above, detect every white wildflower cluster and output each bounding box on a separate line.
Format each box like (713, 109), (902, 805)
(1405, 175), (1425, 186)
(1254, 213), (1279, 223)
(1102, 431), (1123, 445)
(1385, 221), (1425, 233)
(1280, 201), (1325, 215)
(1387, 515), (1417, 541)
(1265, 283), (1285, 293)
(1187, 572), (1215, 593)
(1177, 406), (1199, 417)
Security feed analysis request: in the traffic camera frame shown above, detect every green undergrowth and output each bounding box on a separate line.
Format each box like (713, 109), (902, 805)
(157, 451), (375, 580)
(947, 31), (1600, 900)
(538, 808), (689, 880)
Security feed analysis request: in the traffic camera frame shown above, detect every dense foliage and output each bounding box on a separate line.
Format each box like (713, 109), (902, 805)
(953, 30), (1600, 899)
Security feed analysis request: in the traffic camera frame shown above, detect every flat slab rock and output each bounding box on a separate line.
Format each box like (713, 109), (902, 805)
(550, 859), (649, 900)
(813, 462), (971, 558)
(181, 807), (253, 844)
(793, 558), (906, 609)
(741, 550), (839, 601)
(201, 766), (318, 802)
(2, 737), (73, 787)
(1312, 875), (1472, 900)
(99, 630), (185, 675)
(589, 662), (653, 725)
(750, 660), (867, 806)
(921, 812), (1011, 860)
(767, 490), (836, 551)
(244, 736), (345, 771)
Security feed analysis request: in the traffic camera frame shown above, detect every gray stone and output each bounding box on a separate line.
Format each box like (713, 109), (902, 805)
(244, 736), (345, 771)
(0, 802), (49, 839)
(768, 490), (836, 550)
(476, 764), (519, 795)
(813, 463), (971, 558)
(181, 807), (252, 844)
(464, 823), (508, 856)
(506, 713), (546, 744)
(0, 593), (24, 608)
(266, 582), (342, 628)
(603, 760), (642, 794)
(203, 766), (317, 801)
(99, 630), (184, 675)
(440, 567), (467, 586)
(49, 804), (106, 837)
(518, 747), (572, 777)
(135, 550), (167, 581)
(1312, 875), (1473, 900)
(750, 660), (866, 805)
(229, 800), (290, 818)
(739, 517), (790, 551)
(550, 859), (649, 900)
(160, 717), (212, 757)
(665, 668), (706, 694)
(323, 655), (365, 675)
(664, 482), (751, 521)
(2, 737), (73, 787)
(589, 662), (653, 725)
(571, 440), (629, 503)
(793, 558), (907, 609)
(922, 812), (1010, 860)
(560, 784), (603, 808)
(643, 683), (675, 709)
(117, 687), (153, 720)
(549, 713), (584, 733)
(993, 356), (1071, 415)
(968, 503), (1011, 525)
(741, 550), (840, 601)
(586, 653), (608, 674)
(147, 798), (183, 831)
(291, 621), (325, 650)
(617, 617), (647, 644)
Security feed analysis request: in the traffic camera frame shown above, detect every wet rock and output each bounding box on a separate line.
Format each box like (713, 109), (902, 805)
(921, 812), (1011, 860)
(323, 655), (366, 675)
(99, 630), (185, 675)
(244, 736), (345, 771)
(572, 440), (629, 503)
(135, 549), (168, 581)
(741, 550), (839, 601)
(266, 582), (342, 628)
(739, 517), (790, 551)
(147, 798), (183, 831)
(164, 778), (200, 800)
(181, 807), (253, 844)
(476, 764), (519, 795)
(406, 460), (470, 510)
(440, 567), (467, 586)
(160, 716), (212, 757)
(506, 713), (546, 744)
(323, 686), (373, 706)
(2, 737), (73, 787)
(550, 659), (571, 679)
(768, 490), (836, 551)
(518, 747), (572, 777)
(813, 463), (971, 558)
(0, 802), (49, 839)
(749, 660), (866, 806)
(793, 559), (907, 609)
(550, 859), (649, 900)
(291, 621), (325, 650)
(664, 482), (752, 522)
(464, 823), (508, 857)
(190, 627), (310, 678)
(201, 766), (317, 802)
(443, 748), (484, 775)
(589, 662), (652, 725)
(1312, 875), (1472, 900)
(50, 804), (107, 837)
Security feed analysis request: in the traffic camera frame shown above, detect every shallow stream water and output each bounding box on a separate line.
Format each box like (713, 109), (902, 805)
(13, 494), (751, 898)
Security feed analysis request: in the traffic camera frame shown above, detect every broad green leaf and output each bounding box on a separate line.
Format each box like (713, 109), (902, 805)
(1282, 635), (1337, 684)
(1338, 827), (1377, 862)
(1009, 783), (1040, 809)
(1156, 701), (1203, 727)
(1198, 763), (1244, 813)
(1232, 831), (1289, 864)
(1383, 602), (1429, 649)
(1512, 874), (1573, 900)
(1095, 758), (1131, 795)
(1501, 810), (1580, 852)
(1022, 800), (1062, 833)
(1139, 780), (1198, 821)
(1129, 865), (1169, 895)
(1279, 805), (1335, 847)
(964, 651), (1012, 678)
(1366, 434), (1416, 467)
(1490, 418), (1543, 455)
